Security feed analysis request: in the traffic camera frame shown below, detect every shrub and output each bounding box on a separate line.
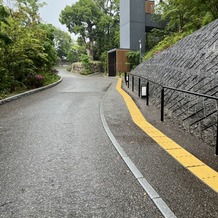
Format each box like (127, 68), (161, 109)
(126, 51), (140, 70)
(143, 32), (190, 61)
(34, 74), (44, 87)
(100, 51), (108, 73)
(79, 54), (92, 75)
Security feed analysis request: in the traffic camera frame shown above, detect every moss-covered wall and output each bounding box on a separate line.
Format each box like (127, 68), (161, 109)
(71, 62), (103, 75)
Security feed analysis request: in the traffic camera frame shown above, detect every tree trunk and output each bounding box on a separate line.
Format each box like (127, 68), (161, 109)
(89, 39), (94, 60)
(87, 21), (94, 60)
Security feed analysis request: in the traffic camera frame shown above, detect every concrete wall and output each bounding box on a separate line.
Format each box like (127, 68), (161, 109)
(131, 19), (218, 146)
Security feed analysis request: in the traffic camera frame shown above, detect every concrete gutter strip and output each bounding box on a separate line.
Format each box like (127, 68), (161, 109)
(0, 77), (62, 105)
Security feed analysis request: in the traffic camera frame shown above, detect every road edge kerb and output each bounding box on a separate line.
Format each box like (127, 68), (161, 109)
(0, 77), (63, 105)
(100, 80), (177, 218)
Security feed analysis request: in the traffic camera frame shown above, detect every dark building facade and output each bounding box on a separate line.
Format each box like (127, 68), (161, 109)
(120, 0), (146, 53)
(120, 0), (163, 53)
(108, 0), (164, 76)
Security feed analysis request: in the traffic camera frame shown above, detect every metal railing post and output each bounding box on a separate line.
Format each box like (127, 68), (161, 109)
(124, 72), (127, 84)
(161, 88), (165, 122)
(138, 78), (141, 97)
(146, 82), (149, 106)
(216, 114), (218, 155)
(132, 76), (134, 92)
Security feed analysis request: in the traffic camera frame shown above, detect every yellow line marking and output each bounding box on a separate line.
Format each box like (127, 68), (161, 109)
(116, 78), (218, 193)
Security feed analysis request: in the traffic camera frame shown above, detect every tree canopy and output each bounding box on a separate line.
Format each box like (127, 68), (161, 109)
(60, 0), (119, 60)
(144, 0), (218, 60)
(157, 0), (218, 33)
(0, 0), (74, 97)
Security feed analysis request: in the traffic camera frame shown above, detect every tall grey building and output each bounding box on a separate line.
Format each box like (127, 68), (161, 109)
(120, 0), (146, 53)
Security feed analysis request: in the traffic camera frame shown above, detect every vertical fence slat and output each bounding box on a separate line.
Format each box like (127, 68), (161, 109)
(161, 88), (165, 122)
(132, 76), (134, 92)
(146, 81), (149, 106)
(138, 78), (141, 97)
(216, 113), (218, 155)
(124, 72), (127, 84)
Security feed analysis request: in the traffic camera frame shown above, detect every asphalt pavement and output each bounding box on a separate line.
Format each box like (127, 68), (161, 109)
(0, 68), (217, 217)
(0, 68), (163, 217)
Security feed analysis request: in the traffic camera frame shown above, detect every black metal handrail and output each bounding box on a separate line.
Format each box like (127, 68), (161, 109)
(125, 72), (218, 155)
(163, 86), (218, 100)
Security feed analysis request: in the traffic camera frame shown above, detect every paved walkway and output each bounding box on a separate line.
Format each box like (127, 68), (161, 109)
(102, 77), (218, 218)
(116, 79), (218, 192)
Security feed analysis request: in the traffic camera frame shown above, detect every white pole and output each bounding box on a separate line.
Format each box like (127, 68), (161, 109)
(139, 39), (142, 63)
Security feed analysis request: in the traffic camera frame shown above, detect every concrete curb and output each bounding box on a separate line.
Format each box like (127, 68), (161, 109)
(0, 77), (63, 105)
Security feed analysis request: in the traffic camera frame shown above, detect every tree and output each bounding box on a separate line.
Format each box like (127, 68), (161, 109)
(157, 0), (218, 33)
(93, 0), (119, 60)
(60, 0), (120, 62)
(52, 26), (72, 59)
(0, 4), (12, 45)
(0, 0), (58, 93)
(67, 43), (86, 63)
(60, 0), (104, 60)
(143, 0), (218, 60)
(16, 0), (45, 20)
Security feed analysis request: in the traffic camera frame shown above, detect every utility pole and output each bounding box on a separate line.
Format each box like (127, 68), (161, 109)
(139, 39), (142, 63)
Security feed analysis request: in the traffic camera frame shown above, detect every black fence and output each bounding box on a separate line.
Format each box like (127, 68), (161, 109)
(124, 72), (218, 155)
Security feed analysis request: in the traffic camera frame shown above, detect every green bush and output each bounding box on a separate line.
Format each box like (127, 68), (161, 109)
(126, 51), (140, 70)
(0, 70), (60, 100)
(79, 54), (92, 75)
(66, 65), (72, 71)
(100, 51), (108, 73)
(38, 70), (60, 86)
(143, 32), (190, 61)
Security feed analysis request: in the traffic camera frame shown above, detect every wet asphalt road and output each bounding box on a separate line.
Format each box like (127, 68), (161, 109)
(0, 69), (162, 217)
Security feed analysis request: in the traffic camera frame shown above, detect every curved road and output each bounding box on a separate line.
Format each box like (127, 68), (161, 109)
(0, 69), (162, 217)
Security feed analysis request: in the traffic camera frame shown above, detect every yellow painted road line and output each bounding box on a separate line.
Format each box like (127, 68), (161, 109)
(116, 78), (218, 193)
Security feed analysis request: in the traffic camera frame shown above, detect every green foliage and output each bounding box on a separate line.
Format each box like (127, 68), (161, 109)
(67, 43), (86, 63)
(51, 26), (72, 59)
(0, 4), (10, 25)
(60, 0), (119, 61)
(157, 0), (218, 33)
(146, 28), (166, 50)
(0, 0), (60, 97)
(79, 54), (92, 75)
(0, 70), (60, 99)
(201, 12), (214, 26)
(0, 5), (12, 45)
(99, 51), (108, 73)
(145, 0), (218, 60)
(143, 32), (189, 61)
(93, 0), (120, 60)
(60, 0), (103, 60)
(38, 70), (60, 86)
(126, 51), (140, 70)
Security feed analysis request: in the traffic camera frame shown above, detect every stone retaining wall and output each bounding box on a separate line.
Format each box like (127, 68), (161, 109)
(71, 62), (103, 74)
(131, 19), (218, 146)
